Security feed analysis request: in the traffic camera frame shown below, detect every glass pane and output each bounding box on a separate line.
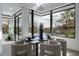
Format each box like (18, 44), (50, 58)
(33, 15), (42, 36)
(34, 15), (50, 36)
(29, 14), (50, 37)
(28, 14), (32, 36)
(53, 8), (75, 38)
(41, 15), (50, 34)
(15, 15), (22, 40)
(2, 17), (14, 41)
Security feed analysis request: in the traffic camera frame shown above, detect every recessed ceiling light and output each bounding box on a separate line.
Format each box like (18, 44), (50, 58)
(36, 3), (43, 6)
(9, 8), (13, 10)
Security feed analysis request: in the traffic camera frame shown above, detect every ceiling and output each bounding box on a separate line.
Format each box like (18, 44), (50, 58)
(0, 3), (68, 16)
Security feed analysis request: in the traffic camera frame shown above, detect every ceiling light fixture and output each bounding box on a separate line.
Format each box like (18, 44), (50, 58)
(36, 3), (43, 6)
(9, 8), (13, 10)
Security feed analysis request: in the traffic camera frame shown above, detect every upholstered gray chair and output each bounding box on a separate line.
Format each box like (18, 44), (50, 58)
(11, 41), (32, 56)
(40, 41), (61, 56)
(56, 39), (67, 56)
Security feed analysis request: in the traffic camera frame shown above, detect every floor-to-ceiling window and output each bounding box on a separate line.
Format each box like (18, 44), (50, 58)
(34, 15), (41, 35)
(29, 4), (75, 39)
(15, 15), (22, 40)
(29, 14), (42, 35)
(29, 13), (50, 37)
(2, 16), (14, 41)
(41, 15), (50, 34)
(52, 8), (75, 38)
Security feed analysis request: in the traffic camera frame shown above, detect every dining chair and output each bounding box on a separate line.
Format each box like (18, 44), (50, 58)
(56, 39), (67, 56)
(11, 41), (32, 56)
(40, 41), (61, 56)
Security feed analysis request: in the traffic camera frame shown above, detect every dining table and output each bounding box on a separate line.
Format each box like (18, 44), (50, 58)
(27, 36), (49, 56)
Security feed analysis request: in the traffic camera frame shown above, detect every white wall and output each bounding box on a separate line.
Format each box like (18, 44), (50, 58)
(0, 7), (3, 53)
(0, 9), (2, 31)
(21, 7), (29, 39)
